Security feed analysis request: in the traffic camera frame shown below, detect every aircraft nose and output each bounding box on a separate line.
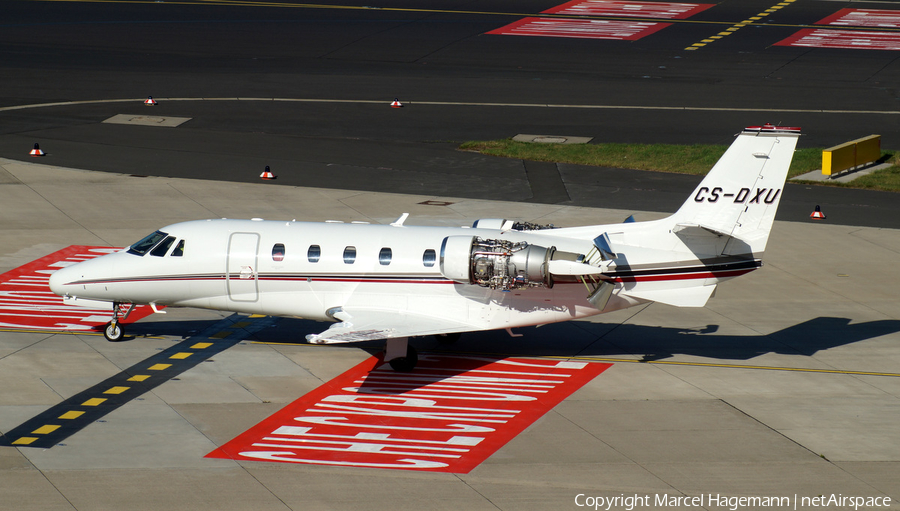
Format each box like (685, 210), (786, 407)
(49, 263), (79, 296)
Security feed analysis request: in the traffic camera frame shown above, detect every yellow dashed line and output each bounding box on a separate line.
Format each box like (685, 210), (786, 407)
(59, 411), (84, 420)
(103, 386), (129, 395)
(148, 363), (171, 370)
(191, 342), (213, 349)
(12, 437), (37, 445)
(169, 352), (193, 360)
(210, 331), (232, 339)
(249, 314), (267, 319)
(32, 425), (60, 435)
(231, 322), (251, 329)
(127, 374), (151, 382)
(82, 398), (106, 406)
(684, 0), (794, 51)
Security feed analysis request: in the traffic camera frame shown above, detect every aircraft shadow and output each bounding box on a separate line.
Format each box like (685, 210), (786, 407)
(433, 316), (900, 363)
(121, 315), (900, 376)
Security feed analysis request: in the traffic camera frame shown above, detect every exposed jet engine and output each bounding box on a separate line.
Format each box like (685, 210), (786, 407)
(439, 236), (598, 290)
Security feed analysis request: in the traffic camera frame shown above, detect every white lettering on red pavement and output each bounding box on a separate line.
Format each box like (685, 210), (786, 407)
(543, 0), (712, 19)
(776, 9), (900, 51)
(207, 354), (611, 473)
(776, 28), (900, 51)
(817, 8), (900, 28)
(486, 18), (669, 41)
(0, 246), (154, 331)
(487, 1), (711, 41)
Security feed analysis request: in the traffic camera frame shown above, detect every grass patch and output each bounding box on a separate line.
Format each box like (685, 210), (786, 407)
(459, 139), (727, 175)
(459, 139), (900, 192)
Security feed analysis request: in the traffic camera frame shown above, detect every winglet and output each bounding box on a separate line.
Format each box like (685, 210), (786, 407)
(391, 213), (410, 227)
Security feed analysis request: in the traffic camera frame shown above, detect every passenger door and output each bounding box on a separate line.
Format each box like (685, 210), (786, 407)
(227, 232), (259, 302)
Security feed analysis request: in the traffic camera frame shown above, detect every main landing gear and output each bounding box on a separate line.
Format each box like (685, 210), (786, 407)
(383, 333), (465, 371)
(103, 302), (135, 342)
(385, 337), (417, 372)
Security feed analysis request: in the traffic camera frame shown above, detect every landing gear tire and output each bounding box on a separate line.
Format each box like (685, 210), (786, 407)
(104, 321), (124, 342)
(388, 345), (418, 372)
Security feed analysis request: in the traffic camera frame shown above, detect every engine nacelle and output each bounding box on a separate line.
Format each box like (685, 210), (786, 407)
(471, 218), (557, 231)
(440, 236), (554, 290)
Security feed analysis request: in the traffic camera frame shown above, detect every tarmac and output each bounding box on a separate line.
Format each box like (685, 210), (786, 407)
(0, 157), (898, 510)
(792, 163), (893, 184)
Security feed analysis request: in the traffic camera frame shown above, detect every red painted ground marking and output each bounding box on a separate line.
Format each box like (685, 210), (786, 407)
(0, 246), (155, 331)
(817, 8), (900, 28)
(543, 0), (713, 20)
(775, 28), (900, 51)
(207, 354), (611, 473)
(486, 18), (669, 41)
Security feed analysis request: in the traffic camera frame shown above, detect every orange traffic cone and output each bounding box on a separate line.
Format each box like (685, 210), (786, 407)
(810, 205), (826, 220)
(144, 96), (158, 106)
(29, 143), (45, 157)
(390, 98), (403, 108)
(260, 165), (276, 180)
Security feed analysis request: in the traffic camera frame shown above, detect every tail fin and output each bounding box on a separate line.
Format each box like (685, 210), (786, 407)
(578, 125), (800, 310)
(669, 124), (800, 256)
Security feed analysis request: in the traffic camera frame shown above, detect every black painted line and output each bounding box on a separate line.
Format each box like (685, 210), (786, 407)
(1, 314), (278, 448)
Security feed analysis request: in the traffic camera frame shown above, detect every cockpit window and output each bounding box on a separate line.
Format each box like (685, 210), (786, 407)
(127, 231), (168, 256)
(150, 236), (176, 257)
(171, 240), (185, 257)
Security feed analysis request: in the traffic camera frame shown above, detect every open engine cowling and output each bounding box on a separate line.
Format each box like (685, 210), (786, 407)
(440, 236), (557, 290)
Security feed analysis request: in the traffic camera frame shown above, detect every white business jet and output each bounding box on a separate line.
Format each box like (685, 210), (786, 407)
(50, 124), (799, 371)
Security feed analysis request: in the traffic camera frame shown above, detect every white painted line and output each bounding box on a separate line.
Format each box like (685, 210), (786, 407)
(1, 97), (899, 115)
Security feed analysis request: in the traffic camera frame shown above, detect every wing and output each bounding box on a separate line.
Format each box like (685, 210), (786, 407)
(305, 307), (476, 344)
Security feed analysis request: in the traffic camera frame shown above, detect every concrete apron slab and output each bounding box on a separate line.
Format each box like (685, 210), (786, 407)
(0, 157), (897, 509)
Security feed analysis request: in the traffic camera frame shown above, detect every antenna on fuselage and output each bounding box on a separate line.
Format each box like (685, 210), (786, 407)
(391, 213), (410, 227)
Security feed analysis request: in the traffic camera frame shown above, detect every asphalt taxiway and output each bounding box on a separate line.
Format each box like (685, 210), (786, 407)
(0, 157), (898, 510)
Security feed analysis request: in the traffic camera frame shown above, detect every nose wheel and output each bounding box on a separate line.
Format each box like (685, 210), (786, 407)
(104, 321), (124, 342)
(102, 302), (135, 342)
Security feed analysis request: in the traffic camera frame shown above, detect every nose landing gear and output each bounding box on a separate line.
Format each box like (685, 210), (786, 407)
(103, 302), (135, 342)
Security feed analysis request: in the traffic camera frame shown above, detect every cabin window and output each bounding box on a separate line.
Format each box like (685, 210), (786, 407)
(272, 243), (286, 262)
(308, 245), (321, 263)
(171, 240), (185, 257)
(343, 246), (357, 264)
(150, 236), (175, 257)
(423, 249), (436, 267)
(127, 231), (168, 256)
(379, 247), (392, 266)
